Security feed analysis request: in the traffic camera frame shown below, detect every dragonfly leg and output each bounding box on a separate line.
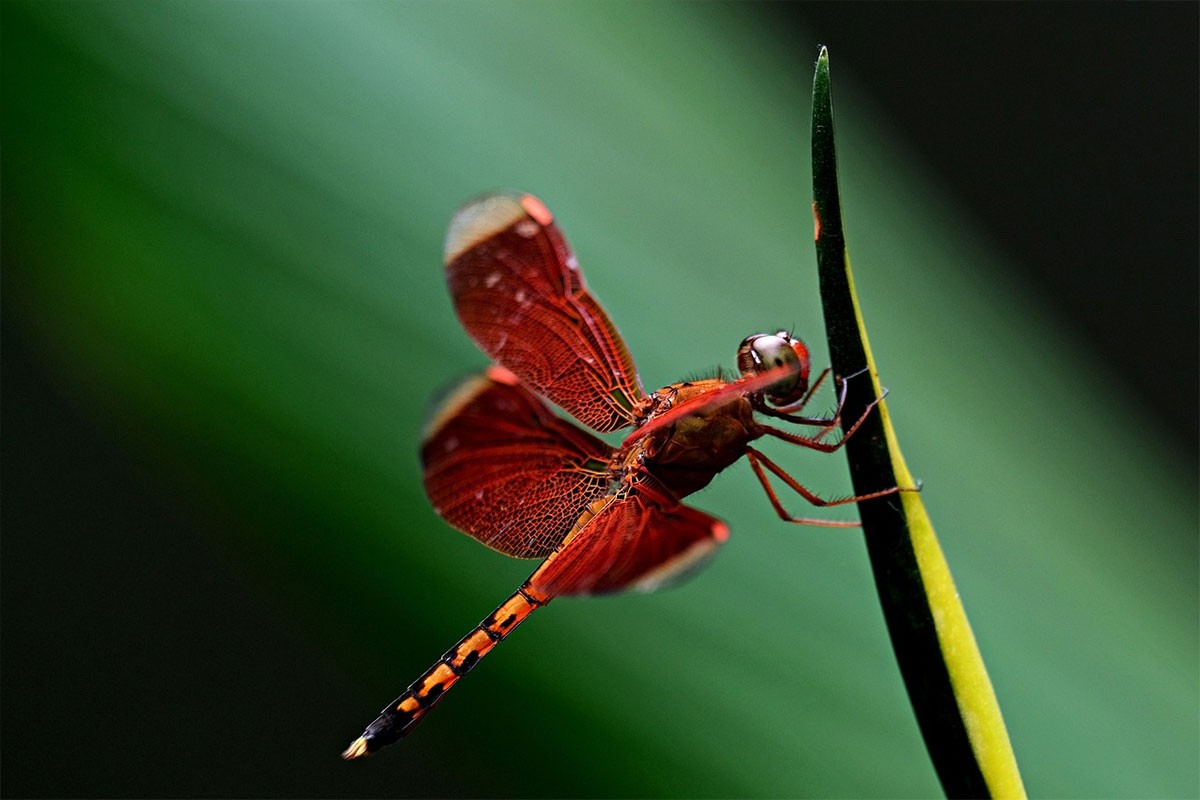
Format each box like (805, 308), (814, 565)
(756, 368), (885, 439)
(745, 447), (909, 527)
(342, 582), (550, 759)
(769, 367), (832, 416)
(755, 386), (888, 453)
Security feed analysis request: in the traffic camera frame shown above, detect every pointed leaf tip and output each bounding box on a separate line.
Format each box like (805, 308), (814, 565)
(815, 48), (830, 88)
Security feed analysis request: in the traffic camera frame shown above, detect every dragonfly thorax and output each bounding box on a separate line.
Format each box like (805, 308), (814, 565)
(631, 379), (759, 499)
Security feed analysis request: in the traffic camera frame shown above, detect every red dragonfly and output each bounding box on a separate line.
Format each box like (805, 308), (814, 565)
(342, 191), (904, 759)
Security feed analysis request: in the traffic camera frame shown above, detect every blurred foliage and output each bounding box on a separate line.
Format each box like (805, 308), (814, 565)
(2, 2), (1196, 798)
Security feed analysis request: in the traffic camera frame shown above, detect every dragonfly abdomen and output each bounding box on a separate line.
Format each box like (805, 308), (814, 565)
(342, 585), (548, 759)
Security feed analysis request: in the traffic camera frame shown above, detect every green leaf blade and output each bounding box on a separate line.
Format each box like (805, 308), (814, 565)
(811, 47), (1025, 799)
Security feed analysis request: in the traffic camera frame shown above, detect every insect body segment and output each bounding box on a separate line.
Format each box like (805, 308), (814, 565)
(343, 191), (912, 758)
(342, 584), (547, 759)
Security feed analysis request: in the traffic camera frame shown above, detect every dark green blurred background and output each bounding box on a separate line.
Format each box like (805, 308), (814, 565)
(3, 3), (1196, 797)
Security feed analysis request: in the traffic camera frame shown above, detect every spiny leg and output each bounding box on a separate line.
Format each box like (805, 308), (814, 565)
(756, 367), (843, 431)
(770, 367), (831, 416)
(756, 386), (888, 453)
(756, 369), (878, 443)
(342, 583), (550, 759)
(745, 447), (910, 527)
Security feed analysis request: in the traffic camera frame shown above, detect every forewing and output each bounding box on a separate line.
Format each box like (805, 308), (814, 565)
(421, 366), (614, 558)
(444, 191), (644, 433)
(528, 481), (729, 597)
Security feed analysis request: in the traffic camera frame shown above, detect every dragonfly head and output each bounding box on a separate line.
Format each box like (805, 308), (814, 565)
(737, 331), (811, 406)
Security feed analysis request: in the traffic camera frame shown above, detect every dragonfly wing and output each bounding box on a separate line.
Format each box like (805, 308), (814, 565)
(529, 481), (729, 597)
(421, 366), (614, 558)
(444, 191), (644, 433)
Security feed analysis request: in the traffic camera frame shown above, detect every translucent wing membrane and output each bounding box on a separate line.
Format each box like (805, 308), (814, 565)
(530, 480), (729, 596)
(421, 366), (614, 558)
(444, 191), (644, 432)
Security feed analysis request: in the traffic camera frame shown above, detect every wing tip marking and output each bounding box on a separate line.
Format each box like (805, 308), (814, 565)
(444, 192), (528, 263)
(421, 373), (495, 443)
(518, 193), (554, 226)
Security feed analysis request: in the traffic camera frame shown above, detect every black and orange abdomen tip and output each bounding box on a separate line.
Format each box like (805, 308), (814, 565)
(341, 736), (370, 760)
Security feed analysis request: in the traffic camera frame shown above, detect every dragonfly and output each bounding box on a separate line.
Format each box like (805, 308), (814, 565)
(342, 191), (907, 759)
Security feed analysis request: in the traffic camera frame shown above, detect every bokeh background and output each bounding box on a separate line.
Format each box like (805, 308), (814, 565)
(3, 3), (1196, 798)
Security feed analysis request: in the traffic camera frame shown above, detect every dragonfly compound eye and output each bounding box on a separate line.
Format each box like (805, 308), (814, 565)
(736, 331), (811, 405)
